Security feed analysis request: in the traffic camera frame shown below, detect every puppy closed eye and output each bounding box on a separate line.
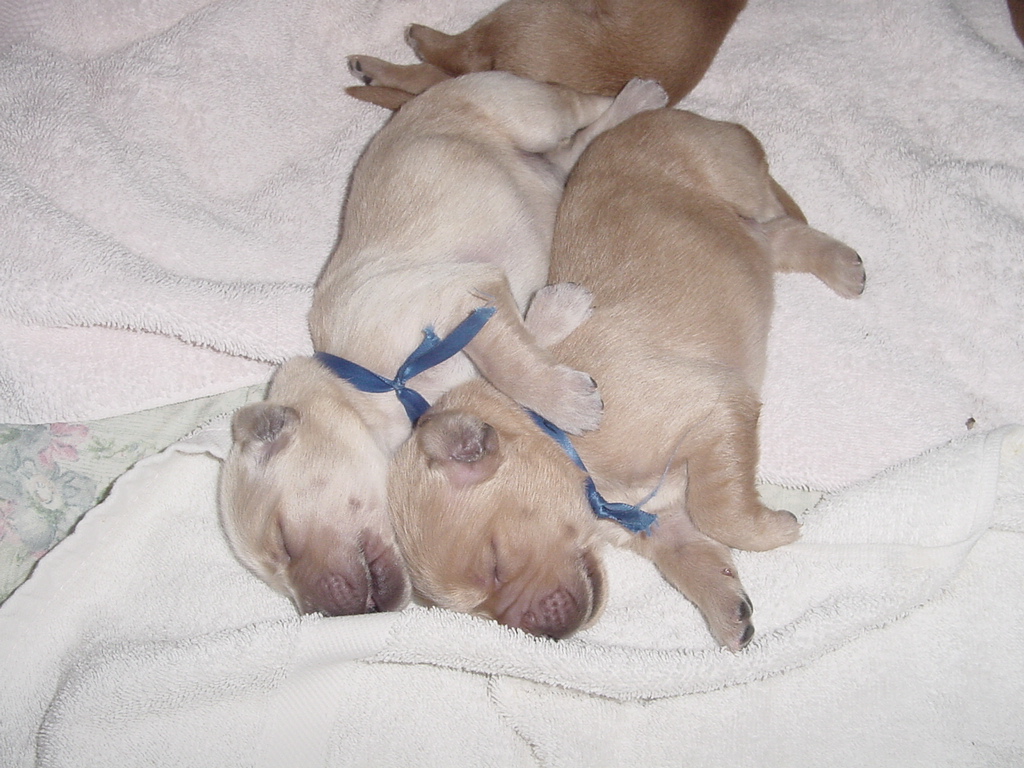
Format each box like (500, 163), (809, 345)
(489, 537), (505, 586)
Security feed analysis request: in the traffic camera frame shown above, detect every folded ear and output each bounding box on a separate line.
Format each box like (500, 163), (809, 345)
(231, 403), (299, 464)
(416, 410), (501, 487)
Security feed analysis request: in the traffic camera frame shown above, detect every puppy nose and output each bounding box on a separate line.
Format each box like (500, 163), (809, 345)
(292, 533), (409, 616)
(300, 569), (370, 616)
(510, 585), (589, 640)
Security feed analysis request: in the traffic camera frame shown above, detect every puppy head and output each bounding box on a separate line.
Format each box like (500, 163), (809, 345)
(219, 358), (410, 616)
(388, 382), (606, 639)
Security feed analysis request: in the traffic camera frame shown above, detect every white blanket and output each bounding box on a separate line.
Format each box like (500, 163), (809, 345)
(1, 421), (1021, 766)
(1, 0), (1023, 488)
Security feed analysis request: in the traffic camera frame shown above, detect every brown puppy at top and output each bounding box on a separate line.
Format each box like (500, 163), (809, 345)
(219, 73), (668, 620)
(1010, 0), (1024, 46)
(388, 108), (865, 649)
(347, 0), (746, 109)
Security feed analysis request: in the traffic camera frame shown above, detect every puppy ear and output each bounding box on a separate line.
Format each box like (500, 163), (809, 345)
(345, 85), (416, 110)
(231, 403), (299, 463)
(416, 410), (501, 487)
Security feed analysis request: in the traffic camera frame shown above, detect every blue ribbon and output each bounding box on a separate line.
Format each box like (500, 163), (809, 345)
(526, 410), (658, 535)
(315, 305), (497, 425)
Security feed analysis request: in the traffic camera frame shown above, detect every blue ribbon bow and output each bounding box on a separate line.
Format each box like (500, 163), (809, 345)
(315, 305), (497, 424)
(526, 410), (658, 535)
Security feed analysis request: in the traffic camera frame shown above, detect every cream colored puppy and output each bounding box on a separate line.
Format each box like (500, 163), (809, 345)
(388, 108), (866, 649)
(220, 72), (668, 618)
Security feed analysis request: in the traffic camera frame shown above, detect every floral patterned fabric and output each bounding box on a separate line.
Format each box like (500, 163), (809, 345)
(0, 385), (264, 602)
(0, 383), (822, 604)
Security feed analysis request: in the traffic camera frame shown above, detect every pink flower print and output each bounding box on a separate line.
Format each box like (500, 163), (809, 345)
(0, 499), (15, 537)
(38, 423), (89, 469)
(50, 423), (88, 441)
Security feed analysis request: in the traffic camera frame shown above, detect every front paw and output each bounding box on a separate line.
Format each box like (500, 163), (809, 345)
(614, 78), (670, 116)
(538, 366), (603, 435)
(526, 282), (594, 349)
(823, 243), (866, 298)
(347, 55), (385, 86)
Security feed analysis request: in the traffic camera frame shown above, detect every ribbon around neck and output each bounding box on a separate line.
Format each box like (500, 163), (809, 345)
(526, 410), (658, 535)
(314, 305), (496, 424)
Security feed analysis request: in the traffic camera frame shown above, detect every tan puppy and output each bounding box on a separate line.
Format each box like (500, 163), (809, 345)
(388, 109), (866, 649)
(347, 0), (746, 109)
(219, 72), (669, 618)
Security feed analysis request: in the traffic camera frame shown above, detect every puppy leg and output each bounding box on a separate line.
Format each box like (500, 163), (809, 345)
(544, 79), (669, 175)
(465, 282), (602, 434)
(348, 55), (449, 95)
(459, 76), (614, 160)
(525, 282), (594, 348)
(446, 75), (661, 170)
(684, 389), (800, 551)
(633, 511), (755, 651)
(405, 23), (491, 75)
(346, 55), (450, 109)
(762, 215), (866, 298)
(755, 173), (864, 297)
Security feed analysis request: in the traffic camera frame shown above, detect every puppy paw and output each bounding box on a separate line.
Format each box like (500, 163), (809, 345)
(614, 78), (670, 115)
(763, 218), (866, 299)
(405, 23), (445, 61)
(347, 55), (385, 86)
(820, 242), (866, 298)
(526, 282), (594, 349)
(707, 590), (756, 652)
(538, 366), (603, 435)
(742, 506), (801, 551)
(650, 533), (755, 650)
(405, 24), (425, 55)
(696, 503), (801, 552)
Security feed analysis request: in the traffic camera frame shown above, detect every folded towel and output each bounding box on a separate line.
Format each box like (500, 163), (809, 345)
(0, 422), (1020, 765)
(2, 0), (1023, 489)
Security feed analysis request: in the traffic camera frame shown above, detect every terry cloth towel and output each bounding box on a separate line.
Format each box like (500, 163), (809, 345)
(0, 422), (1021, 766)
(1, 0), (1023, 488)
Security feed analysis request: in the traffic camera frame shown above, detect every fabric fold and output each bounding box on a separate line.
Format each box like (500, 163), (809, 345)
(1, 423), (1020, 766)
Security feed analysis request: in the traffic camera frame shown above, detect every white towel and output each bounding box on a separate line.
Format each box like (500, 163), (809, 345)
(0, 423), (1021, 766)
(2, 0), (1023, 489)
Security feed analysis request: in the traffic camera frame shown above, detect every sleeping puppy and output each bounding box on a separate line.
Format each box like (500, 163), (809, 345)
(347, 0), (746, 109)
(219, 72), (668, 618)
(388, 108), (866, 649)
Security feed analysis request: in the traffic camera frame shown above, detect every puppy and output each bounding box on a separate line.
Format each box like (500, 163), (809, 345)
(1010, 0), (1024, 46)
(347, 0), (746, 108)
(219, 72), (668, 618)
(388, 108), (866, 649)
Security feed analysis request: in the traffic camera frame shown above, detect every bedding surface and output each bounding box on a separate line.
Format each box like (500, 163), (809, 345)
(0, 421), (1020, 766)
(1, 0), (1024, 764)
(1, 0), (1022, 489)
